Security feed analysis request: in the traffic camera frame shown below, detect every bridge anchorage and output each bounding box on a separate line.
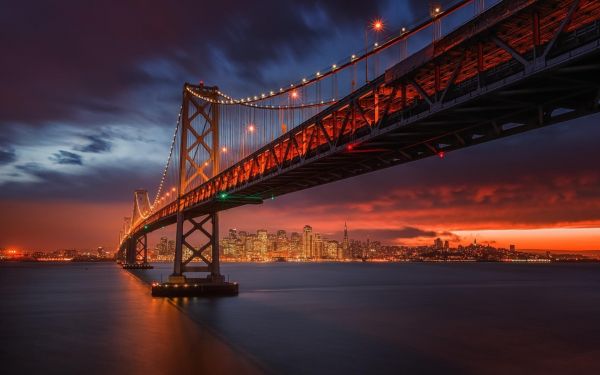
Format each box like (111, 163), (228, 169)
(118, 0), (600, 297)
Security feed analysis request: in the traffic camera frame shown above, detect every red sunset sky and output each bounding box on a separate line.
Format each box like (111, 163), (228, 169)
(1, 0), (599, 252)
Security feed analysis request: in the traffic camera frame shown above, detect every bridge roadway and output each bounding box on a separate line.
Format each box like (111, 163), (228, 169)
(126, 0), (600, 244)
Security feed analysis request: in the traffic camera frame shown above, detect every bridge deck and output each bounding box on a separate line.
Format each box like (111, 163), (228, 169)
(127, 0), (600, 243)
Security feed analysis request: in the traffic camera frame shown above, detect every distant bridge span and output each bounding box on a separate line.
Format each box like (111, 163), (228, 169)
(118, 0), (600, 290)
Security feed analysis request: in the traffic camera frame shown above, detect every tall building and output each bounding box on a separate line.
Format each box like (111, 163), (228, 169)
(342, 222), (350, 259)
(290, 232), (301, 258)
(156, 237), (169, 256)
(434, 238), (443, 250)
(314, 233), (323, 258)
(167, 240), (175, 256)
(302, 225), (313, 259)
(256, 229), (268, 257)
(275, 230), (289, 256)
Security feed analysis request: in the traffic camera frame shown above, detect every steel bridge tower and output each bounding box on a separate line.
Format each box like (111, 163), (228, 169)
(169, 84), (223, 284)
(123, 190), (153, 269)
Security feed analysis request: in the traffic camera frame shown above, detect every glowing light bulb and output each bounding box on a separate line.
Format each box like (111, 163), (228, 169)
(291, 90), (299, 99)
(332, 64), (337, 69)
(372, 19), (384, 31)
(248, 124), (255, 132)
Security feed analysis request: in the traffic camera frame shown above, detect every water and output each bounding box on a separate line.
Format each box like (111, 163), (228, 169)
(2, 262), (600, 374)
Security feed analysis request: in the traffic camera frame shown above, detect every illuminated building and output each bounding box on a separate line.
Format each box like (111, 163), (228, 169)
(302, 225), (313, 259)
(342, 222), (350, 259)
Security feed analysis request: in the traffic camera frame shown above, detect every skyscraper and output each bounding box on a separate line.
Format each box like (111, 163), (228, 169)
(342, 222), (349, 259)
(302, 225), (313, 259)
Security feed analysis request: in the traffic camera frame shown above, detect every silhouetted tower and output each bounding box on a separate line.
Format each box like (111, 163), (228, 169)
(171, 83), (223, 283)
(342, 222), (350, 259)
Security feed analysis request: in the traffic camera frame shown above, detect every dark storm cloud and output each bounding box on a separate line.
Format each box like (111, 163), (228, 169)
(75, 134), (112, 153)
(49, 150), (83, 165)
(0, 0), (399, 126)
(343, 227), (439, 240)
(2, 164), (158, 202)
(0, 147), (16, 165)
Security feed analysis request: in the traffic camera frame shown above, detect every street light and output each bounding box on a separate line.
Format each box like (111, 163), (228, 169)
(366, 18), (384, 83)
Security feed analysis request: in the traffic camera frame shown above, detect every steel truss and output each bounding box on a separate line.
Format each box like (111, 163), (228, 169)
(171, 86), (223, 281)
(122, 0), (600, 255)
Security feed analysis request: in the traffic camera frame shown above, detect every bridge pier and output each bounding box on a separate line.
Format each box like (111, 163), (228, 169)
(122, 234), (153, 270)
(152, 210), (236, 296)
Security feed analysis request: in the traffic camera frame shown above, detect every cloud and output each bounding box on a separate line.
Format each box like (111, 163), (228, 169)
(341, 227), (439, 240)
(0, 147), (16, 165)
(74, 134), (112, 153)
(49, 150), (82, 165)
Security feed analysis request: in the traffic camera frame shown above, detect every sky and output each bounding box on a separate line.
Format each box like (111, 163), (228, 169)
(1, 0), (599, 252)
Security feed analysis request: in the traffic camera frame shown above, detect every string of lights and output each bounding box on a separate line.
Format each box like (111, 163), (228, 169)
(151, 105), (182, 210)
(186, 1), (465, 105)
(185, 86), (336, 109)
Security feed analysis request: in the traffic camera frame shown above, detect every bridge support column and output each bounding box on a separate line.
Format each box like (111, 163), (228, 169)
(135, 234), (148, 265)
(125, 237), (135, 265)
(122, 234), (153, 269)
(170, 211), (224, 284)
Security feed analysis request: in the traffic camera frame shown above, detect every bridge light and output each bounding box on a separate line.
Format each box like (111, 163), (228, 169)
(402, 27), (406, 33)
(372, 19), (384, 32)
(332, 64), (337, 70)
(171, 187), (176, 192)
(221, 146), (228, 153)
(438, 151), (445, 159)
(290, 90), (299, 99)
(351, 54), (356, 60)
(219, 192), (228, 199)
(248, 124), (255, 132)
(346, 144), (354, 151)
(144, 225), (149, 230)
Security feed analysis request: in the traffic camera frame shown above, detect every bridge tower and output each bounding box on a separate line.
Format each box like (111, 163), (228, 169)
(123, 190), (154, 269)
(170, 83), (223, 284)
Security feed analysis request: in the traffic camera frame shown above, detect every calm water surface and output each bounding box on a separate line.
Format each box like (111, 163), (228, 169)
(2, 262), (600, 374)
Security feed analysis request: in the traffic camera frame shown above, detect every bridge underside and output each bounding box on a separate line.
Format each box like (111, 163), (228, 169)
(120, 0), (600, 293)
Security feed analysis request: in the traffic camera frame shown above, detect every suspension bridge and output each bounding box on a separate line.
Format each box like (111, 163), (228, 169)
(116, 0), (600, 296)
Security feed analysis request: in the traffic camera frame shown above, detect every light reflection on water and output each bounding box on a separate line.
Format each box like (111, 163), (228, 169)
(0, 262), (261, 375)
(136, 262), (600, 375)
(2, 262), (600, 374)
